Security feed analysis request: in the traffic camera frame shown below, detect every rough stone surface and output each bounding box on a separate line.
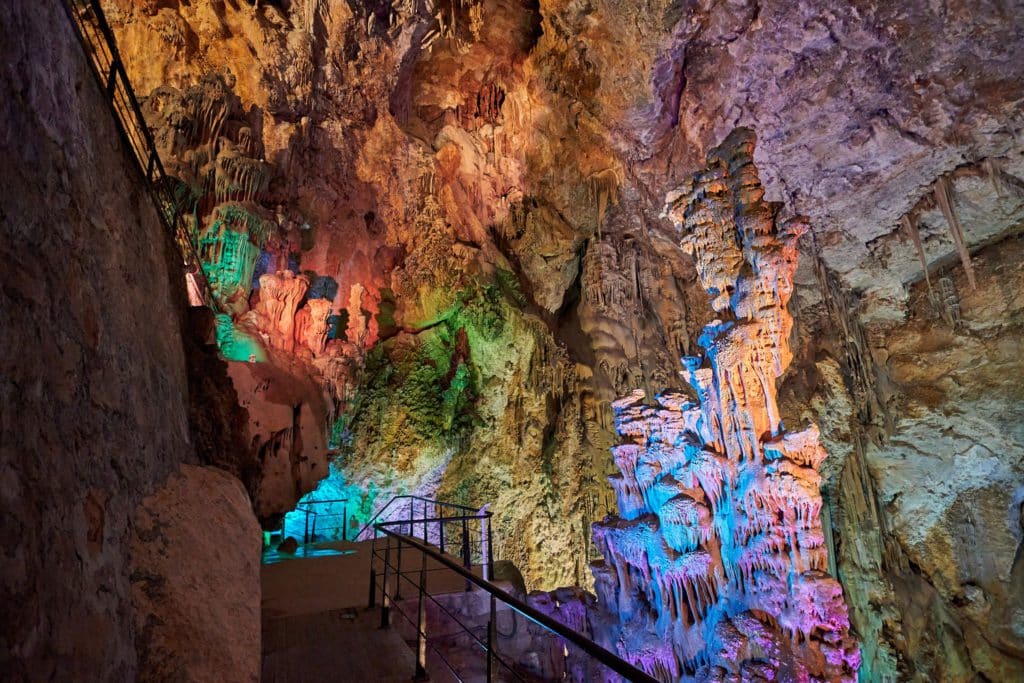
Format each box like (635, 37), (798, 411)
(2, 3), (263, 680)
(1, 2), (191, 679)
(130, 464), (261, 683)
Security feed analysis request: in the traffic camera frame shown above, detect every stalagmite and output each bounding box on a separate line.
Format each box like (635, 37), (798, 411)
(590, 129), (860, 682)
(296, 299), (334, 356)
(248, 271), (310, 353)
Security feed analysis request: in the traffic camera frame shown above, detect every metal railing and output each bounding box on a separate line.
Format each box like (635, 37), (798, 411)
(368, 505), (657, 683)
(294, 498), (349, 543)
(355, 494), (485, 542)
(58, 0), (217, 310)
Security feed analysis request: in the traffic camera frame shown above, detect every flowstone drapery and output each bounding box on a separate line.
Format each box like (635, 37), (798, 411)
(591, 130), (860, 682)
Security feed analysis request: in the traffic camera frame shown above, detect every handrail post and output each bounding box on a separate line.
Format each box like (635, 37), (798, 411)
(439, 514), (445, 555)
(395, 531), (404, 600)
(486, 512), (495, 582)
(379, 534), (391, 629)
(486, 594), (496, 682)
(105, 62), (117, 98)
(368, 533), (377, 608)
(342, 500), (348, 542)
(368, 565), (377, 609)
(414, 552), (429, 681)
(461, 517), (471, 592)
(422, 503), (428, 545)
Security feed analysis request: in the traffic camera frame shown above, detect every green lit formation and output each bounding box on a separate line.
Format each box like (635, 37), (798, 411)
(214, 313), (267, 362)
(197, 202), (275, 362)
(292, 276), (521, 538)
(343, 276), (522, 451)
(198, 203), (270, 309)
(353, 322), (479, 447)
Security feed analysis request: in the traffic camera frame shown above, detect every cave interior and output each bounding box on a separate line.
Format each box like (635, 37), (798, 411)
(2, 0), (1023, 681)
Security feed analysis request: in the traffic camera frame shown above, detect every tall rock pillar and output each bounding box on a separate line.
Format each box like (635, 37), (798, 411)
(591, 129), (860, 682)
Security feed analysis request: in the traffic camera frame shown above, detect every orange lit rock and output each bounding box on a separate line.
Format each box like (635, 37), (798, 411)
(295, 298), (333, 357)
(226, 360), (328, 521)
(246, 271), (309, 354)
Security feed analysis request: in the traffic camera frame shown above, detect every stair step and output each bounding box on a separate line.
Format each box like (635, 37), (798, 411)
(262, 607), (415, 682)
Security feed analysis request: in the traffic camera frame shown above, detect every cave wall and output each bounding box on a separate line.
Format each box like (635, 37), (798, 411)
(0, 2), (259, 680)
(782, 237), (1024, 681)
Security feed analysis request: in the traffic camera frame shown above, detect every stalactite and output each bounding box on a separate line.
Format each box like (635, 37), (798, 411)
(933, 175), (977, 290)
(588, 168), (621, 241)
(902, 213), (934, 296)
(982, 157), (1005, 197)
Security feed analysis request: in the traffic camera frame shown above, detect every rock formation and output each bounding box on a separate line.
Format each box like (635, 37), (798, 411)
(247, 270), (310, 354)
(226, 359), (329, 521)
(591, 131), (859, 681)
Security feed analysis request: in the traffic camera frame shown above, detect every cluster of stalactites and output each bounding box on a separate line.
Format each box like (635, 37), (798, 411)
(145, 72), (273, 212)
(591, 129), (859, 682)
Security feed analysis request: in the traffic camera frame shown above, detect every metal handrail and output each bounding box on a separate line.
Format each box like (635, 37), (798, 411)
(58, 0), (218, 311)
(355, 494), (482, 541)
(295, 498), (349, 543)
(371, 524), (657, 683)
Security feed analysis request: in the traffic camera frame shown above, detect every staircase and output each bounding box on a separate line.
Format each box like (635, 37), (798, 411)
(59, 0), (217, 309)
(264, 496), (656, 682)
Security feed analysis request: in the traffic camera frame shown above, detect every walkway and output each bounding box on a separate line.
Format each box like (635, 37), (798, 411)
(261, 539), (468, 682)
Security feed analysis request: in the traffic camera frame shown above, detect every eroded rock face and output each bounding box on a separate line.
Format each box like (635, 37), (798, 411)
(802, 238), (1024, 682)
(591, 132), (858, 681)
(226, 359), (329, 523)
(130, 465), (261, 683)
